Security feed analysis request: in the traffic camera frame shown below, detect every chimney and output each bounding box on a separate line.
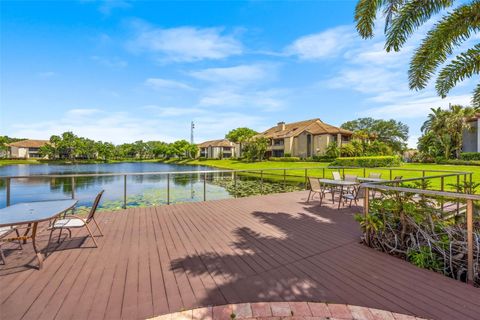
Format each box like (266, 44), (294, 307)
(277, 121), (286, 131)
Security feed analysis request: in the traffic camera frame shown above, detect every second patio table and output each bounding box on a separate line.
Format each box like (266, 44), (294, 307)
(318, 179), (359, 209)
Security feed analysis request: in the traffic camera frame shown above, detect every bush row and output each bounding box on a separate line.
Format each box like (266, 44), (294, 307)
(330, 156), (401, 168)
(460, 152), (480, 161)
(269, 156), (301, 162)
(435, 158), (480, 166)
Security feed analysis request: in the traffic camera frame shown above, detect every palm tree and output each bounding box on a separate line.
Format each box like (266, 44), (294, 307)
(355, 0), (480, 107)
(420, 105), (478, 158)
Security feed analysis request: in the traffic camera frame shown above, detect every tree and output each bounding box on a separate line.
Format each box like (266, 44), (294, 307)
(341, 117), (408, 153)
(355, 0), (480, 107)
(225, 127), (258, 156)
(419, 105), (478, 159)
(325, 141), (340, 158)
(242, 137), (268, 161)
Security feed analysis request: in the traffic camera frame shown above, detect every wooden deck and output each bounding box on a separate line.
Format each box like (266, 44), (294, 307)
(0, 191), (479, 320)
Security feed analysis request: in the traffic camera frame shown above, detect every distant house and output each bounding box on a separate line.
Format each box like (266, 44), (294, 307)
(463, 115), (480, 152)
(197, 139), (236, 159)
(260, 118), (352, 158)
(8, 139), (49, 159)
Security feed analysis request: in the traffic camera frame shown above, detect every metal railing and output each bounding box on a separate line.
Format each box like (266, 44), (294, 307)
(0, 166), (474, 208)
(362, 182), (479, 285)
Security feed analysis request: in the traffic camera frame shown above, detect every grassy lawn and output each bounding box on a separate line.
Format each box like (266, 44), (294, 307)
(0, 159), (42, 166)
(173, 159), (478, 191)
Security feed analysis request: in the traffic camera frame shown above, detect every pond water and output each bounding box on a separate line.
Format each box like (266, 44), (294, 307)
(0, 162), (234, 209)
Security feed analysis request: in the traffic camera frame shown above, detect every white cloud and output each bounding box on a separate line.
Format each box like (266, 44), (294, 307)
(286, 26), (357, 60)
(130, 23), (242, 62)
(197, 88), (285, 111)
(360, 94), (473, 119)
(67, 108), (101, 117)
(91, 56), (128, 68)
(8, 108), (267, 144)
(145, 78), (194, 90)
(142, 105), (204, 117)
(189, 64), (272, 83)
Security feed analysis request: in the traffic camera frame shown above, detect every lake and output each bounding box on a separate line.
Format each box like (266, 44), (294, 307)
(0, 162), (234, 209)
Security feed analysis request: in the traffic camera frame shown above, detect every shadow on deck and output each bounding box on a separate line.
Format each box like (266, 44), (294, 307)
(0, 191), (479, 320)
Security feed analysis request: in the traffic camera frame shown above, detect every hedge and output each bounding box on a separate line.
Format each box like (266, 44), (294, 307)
(330, 156), (401, 167)
(460, 152), (480, 161)
(269, 156), (301, 162)
(436, 158), (480, 166)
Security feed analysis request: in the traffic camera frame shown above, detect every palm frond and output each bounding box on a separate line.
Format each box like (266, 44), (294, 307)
(385, 0), (453, 52)
(409, 1), (480, 90)
(355, 0), (385, 38)
(473, 84), (480, 108)
(383, 0), (406, 33)
(435, 44), (480, 97)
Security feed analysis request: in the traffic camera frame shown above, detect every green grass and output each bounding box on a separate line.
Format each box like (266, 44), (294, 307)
(0, 159), (42, 166)
(170, 159), (478, 192)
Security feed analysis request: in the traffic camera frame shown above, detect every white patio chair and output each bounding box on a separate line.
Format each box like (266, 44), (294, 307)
(48, 190), (104, 248)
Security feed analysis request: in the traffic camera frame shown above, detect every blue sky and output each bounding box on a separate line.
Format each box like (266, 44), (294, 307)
(1, 0), (477, 147)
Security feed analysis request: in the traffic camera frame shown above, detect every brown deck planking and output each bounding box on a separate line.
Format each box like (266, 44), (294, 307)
(0, 191), (479, 320)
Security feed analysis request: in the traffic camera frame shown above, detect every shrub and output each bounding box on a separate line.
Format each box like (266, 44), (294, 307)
(311, 155), (336, 162)
(460, 152), (480, 161)
(284, 152), (292, 157)
(269, 156), (301, 162)
(435, 158), (480, 166)
(330, 156), (401, 167)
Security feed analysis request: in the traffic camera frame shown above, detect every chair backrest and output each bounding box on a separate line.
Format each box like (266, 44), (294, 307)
(356, 186), (366, 199)
(368, 172), (382, 179)
(332, 171), (342, 180)
(87, 190), (105, 222)
(344, 174), (357, 182)
(308, 177), (321, 191)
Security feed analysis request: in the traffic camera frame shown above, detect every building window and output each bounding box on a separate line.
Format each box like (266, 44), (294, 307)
(273, 150), (284, 157)
(273, 139), (284, 146)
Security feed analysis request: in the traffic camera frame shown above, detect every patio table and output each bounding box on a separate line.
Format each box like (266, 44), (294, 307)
(357, 177), (386, 183)
(0, 199), (77, 269)
(318, 179), (359, 209)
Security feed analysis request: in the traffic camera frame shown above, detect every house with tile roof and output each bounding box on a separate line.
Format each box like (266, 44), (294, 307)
(260, 118), (352, 158)
(7, 139), (49, 159)
(197, 139), (237, 159)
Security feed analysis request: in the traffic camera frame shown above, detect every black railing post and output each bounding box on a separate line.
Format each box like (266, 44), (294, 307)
(6, 178), (11, 207)
(167, 174), (170, 205)
(203, 172), (207, 201)
(71, 176), (75, 199)
(233, 172), (237, 198)
(123, 175), (127, 209)
(260, 170), (264, 194)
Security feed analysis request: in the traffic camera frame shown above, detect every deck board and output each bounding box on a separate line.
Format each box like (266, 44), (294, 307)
(0, 191), (479, 320)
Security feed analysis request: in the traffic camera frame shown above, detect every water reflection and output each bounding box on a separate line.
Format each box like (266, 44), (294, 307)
(0, 163), (301, 209)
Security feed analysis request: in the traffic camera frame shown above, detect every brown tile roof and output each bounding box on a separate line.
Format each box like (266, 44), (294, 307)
(197, 139), (234, 148)
(260, 118), (352, 139)
(7, 139), (49, 148)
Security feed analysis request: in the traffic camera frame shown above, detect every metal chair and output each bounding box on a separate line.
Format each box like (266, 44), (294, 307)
(0, 226), (23, 265)
(332, 171), (342, 181)
(342, 186), (366, 207)
(48, 190), (104, 248)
